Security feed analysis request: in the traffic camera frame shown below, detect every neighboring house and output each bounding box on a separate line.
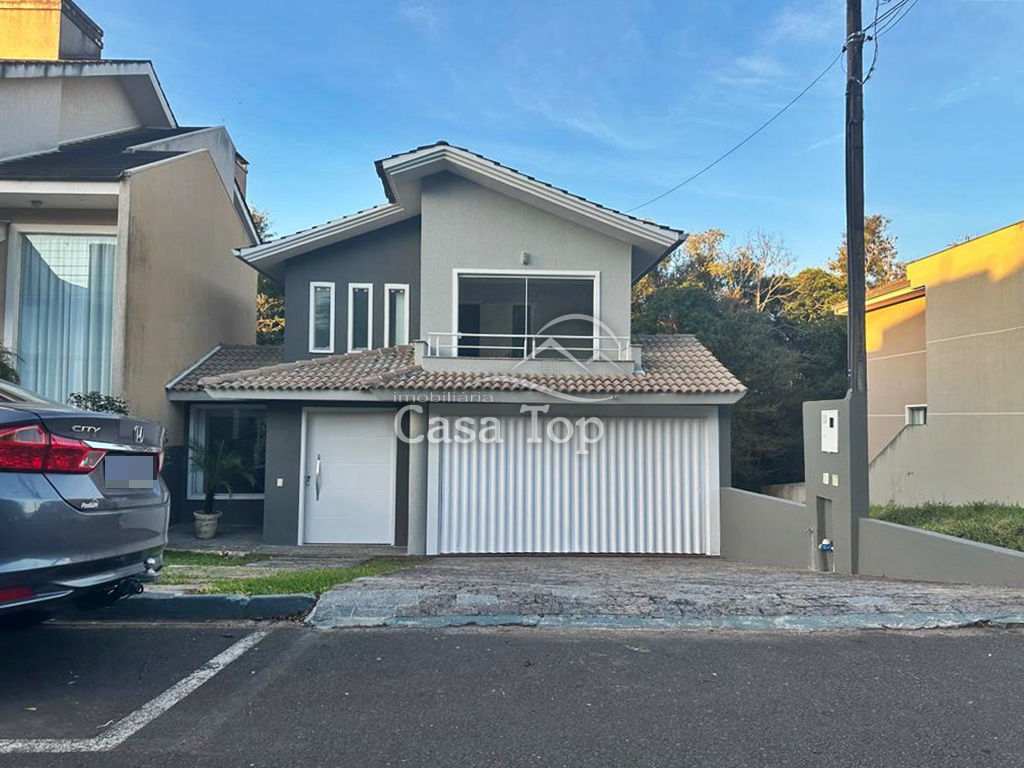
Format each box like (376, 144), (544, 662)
(0, 1), (259, 513)
(839, 219), (1024, 506)
(170, 142), (745, 554)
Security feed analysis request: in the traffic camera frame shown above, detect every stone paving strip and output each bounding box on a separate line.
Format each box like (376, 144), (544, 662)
(308, 556), (1024, 631)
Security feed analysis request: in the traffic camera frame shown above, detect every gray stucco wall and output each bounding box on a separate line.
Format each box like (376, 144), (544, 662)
(418, 173), (634, 345)
(720, 487), (816, 569)
(283, 216), (421, 362)
(859, 517), (1024, 588)
(262, 404), (304, 545)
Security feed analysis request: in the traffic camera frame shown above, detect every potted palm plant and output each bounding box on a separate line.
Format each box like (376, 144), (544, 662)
(188, 440), (255, 539)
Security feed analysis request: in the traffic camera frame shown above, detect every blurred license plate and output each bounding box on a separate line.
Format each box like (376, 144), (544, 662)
(104, 455), (157, 490)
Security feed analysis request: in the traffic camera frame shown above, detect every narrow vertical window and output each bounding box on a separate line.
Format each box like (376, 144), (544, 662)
(348, 283), (373, 351)
(308, 282), (335, 353)
(385, 283), (409, 347)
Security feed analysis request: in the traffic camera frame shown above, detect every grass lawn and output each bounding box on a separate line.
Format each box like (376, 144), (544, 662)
(200, 557), (422, 596)
(162, 550), (267, 567)
(871, 502), (1024, 553)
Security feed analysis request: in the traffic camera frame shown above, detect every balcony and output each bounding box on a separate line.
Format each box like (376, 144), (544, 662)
(426, 331), (632, 361)
(418, 331), (641, 376)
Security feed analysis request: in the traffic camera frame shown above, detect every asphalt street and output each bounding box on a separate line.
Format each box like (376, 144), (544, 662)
(1, 621), (1023, 767)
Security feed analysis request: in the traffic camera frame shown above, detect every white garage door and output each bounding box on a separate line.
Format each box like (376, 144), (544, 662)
(434, 414), (717, 554)
(302, 411), (395, 544)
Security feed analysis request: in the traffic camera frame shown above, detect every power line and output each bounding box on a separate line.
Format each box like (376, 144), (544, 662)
(875, 0), (919, 36)
(625, 0), (922, 214)
(625, 49), (843, 213)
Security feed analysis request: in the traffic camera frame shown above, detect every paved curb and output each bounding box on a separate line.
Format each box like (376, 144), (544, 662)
(59, 592), (316, 621)
(311, 612), (1024, 632)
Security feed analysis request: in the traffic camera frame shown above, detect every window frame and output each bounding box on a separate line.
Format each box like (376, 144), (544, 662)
(383, 282), (410, 347)
(187, 405), (267, 500)
(450, 269), (601, 357)
(347, 282), (374, 352)
(307, 281), (336, 354)
(905, 404), (928, 426)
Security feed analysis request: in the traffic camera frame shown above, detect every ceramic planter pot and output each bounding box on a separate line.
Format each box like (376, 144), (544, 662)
(193, 511), (222, 539)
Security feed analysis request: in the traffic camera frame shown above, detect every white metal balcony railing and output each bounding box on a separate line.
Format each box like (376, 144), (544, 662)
(426, 331), (632, 361)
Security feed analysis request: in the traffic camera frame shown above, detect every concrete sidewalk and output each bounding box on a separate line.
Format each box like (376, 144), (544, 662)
(308, 556), (1024, 630)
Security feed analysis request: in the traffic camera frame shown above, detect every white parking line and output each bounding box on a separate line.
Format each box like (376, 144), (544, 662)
(0, 628), (270, 754)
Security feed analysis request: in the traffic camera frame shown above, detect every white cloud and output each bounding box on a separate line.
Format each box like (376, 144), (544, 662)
(398, 1), (444, 38)
(765, 1), (843, 44)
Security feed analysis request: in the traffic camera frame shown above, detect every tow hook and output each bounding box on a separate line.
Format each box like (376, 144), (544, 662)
(117, 578), (144, 597)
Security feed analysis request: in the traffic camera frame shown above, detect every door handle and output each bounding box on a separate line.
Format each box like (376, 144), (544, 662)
(315, 454), (322, 501)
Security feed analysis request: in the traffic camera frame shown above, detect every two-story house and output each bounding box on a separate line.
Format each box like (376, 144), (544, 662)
(840, 218), (1024, 507)
(0, 0), (259, 515)
(170, 143), (745, 554)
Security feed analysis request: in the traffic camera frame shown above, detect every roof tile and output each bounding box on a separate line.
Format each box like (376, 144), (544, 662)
(192, 335), (744, 396)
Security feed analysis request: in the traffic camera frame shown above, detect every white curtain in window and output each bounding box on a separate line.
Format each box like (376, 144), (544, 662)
(17, 234), (116, 403)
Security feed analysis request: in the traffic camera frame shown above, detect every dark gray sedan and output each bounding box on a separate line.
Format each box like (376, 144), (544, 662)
(0, 381), (168, 622)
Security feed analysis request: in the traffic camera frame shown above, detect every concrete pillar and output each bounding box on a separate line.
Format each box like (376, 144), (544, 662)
(406, 406), (429, 555)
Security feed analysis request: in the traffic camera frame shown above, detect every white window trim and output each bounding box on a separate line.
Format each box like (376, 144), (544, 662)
(905, 404), (928, 426)
(308, 281), (335, 354)
(450, 269), (601, 357)
(3, 223), (119, 353)
(187, 404), (266, 501)
(383, 282), (410, 347)
(347, 282), (374, 352)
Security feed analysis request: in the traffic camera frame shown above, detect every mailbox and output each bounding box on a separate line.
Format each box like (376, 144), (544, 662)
(820, 409), (839, 454)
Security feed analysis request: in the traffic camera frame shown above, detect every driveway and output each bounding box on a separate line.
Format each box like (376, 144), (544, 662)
(309, 556), (1024, 629)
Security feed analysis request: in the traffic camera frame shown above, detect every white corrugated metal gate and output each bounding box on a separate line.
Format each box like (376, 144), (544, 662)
(432, 414), (718, 555)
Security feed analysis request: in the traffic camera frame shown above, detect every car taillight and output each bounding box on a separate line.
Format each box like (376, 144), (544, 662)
(0, 424), (106, 473)
(0, 586), (34, 604)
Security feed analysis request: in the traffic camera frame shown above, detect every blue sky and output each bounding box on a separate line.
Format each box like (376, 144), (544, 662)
(101, 0), (1023, 268)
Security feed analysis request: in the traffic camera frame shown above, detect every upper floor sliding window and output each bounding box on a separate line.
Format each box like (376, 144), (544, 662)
(385, 283), (409, 347)
(308, 282), (335, 353)
(348, 283), (373, 352)
(454, 272), (597, 359)
(5, 230), (116, 403)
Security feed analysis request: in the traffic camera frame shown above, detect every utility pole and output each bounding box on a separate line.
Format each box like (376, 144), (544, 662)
(846, 0), (867, 394)
(844, 0), (870, 568)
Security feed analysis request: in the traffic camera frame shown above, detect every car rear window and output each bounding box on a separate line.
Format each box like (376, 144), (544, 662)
(0, 380), (55, 405)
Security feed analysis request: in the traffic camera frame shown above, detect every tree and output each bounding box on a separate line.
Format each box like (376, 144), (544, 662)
(632, 245), (849, 489)
(719, 230), (795, 313)
(250, 206), (285, 345)
(829, 213), (905, 287)
(633, 285), (805, 489)
(780, 268), (847, 322)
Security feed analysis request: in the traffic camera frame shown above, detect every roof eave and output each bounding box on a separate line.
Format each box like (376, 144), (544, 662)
(378, 144), (682, 252)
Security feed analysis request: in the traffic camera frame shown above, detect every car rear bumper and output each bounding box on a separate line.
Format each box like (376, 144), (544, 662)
(0, 473), (169, 614)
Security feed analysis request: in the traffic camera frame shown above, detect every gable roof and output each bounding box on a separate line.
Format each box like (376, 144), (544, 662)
(0, 59), (176, 128)
(182, 335), (744, 398)
(0, 126), (205, 182)
(238, 142), (685, 282)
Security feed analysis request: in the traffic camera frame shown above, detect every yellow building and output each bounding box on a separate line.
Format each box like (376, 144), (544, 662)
(851, 219), (1024, 505)
(0, 0), (102, 60)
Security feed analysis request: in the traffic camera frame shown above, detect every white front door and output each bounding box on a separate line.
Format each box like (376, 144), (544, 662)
(302, 411), (395, 544)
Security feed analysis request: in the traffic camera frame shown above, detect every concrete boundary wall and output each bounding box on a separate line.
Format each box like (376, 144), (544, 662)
(859, 518), (1024, 588)
(720, 488), (815, 570)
